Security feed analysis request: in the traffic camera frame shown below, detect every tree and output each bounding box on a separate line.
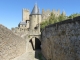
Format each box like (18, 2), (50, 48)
(48, 12), (58, 24)
(58, 13), (67, 22)
(40, 20), (49, 29)
(68, 13), (80, 19)
(40, 12), (67, 30)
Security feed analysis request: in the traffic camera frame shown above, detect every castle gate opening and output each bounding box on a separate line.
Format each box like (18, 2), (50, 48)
(35, 37), (41, 50)
(29, 37), (41, 50)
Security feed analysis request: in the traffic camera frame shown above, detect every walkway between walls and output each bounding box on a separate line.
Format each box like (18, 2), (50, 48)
(12, 50), (46, 60)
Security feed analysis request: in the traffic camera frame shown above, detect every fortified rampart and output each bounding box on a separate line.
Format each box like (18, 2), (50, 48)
(42, 9), (61, 21)
(41, 16), (80, 60)
(11, 8), (66, 33)
(0, 24), (26, 60)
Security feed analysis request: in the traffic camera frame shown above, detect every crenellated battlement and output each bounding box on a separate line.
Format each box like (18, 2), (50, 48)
(22, 8), (30, 22)
(42, 9), (66, 21)
(22, 8), (29, 12)
(12, 4), (66, 34)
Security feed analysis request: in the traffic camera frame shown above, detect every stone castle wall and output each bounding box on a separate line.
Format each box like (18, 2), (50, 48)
(12, 9), (65, 33)
(42, 9), (61, 22)
(0, 24), (26, 60)
(41, 16), (80, 60)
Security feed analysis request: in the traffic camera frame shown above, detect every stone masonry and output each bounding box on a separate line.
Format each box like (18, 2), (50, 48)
(41, 16), (80, 60)
(0, 24), (26, 60)
(11, 5), (66, 33)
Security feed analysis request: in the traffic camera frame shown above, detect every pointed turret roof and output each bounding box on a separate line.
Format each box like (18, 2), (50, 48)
(19, 21), (26, 25)
(31, 3), (40, 15)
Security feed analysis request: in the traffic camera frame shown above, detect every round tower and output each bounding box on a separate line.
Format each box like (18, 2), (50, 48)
(29, 4), (41, 34)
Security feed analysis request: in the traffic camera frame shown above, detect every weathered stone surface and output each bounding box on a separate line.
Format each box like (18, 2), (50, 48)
(0, 24), (26, 60)
(41, 17), (80, 60)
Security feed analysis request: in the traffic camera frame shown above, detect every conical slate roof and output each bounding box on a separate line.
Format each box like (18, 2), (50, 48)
(31, 4), (40, 15)
(19, 21), (26, 25)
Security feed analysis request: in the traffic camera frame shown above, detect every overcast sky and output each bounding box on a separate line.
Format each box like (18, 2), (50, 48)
(0, 0), (80, 29)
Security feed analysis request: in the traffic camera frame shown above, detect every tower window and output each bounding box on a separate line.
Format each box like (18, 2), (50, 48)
(34, 26), (38, 29)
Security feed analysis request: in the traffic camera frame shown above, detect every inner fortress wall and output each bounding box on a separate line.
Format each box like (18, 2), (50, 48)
(41, 16), (80, 60)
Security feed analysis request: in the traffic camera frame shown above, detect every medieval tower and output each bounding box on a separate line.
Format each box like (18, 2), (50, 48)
(11, 4), (66, 35)
(29, 4), (41, 35)
(11, 3), (66, 50)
